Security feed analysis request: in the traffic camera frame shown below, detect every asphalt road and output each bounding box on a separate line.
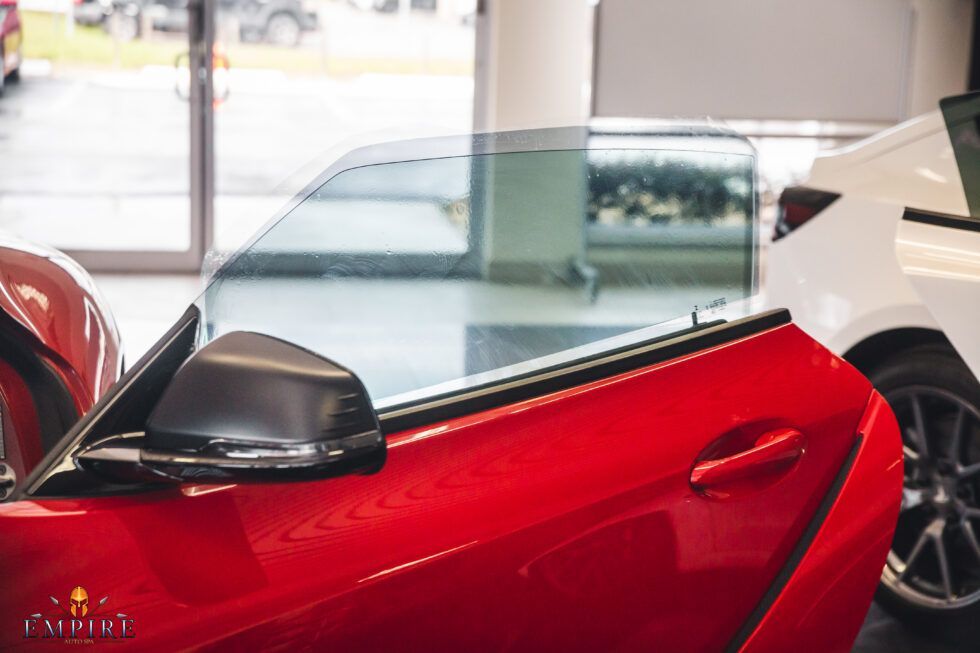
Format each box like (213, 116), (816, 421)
(0, 63), (471, 251)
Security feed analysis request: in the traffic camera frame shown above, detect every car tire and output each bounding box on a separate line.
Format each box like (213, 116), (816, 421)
(265, 12), (302, 47)
(872, 344), (980, 642)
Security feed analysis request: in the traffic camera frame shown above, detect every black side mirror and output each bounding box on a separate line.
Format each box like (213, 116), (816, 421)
(77, 332), (385, 483)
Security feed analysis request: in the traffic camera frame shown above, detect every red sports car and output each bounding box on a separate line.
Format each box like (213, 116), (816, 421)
(0, 0), (21, 94)
(0, 127), (901, 652)
(0, 233), (122, 496)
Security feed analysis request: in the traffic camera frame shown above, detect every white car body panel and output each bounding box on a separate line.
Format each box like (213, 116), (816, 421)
(766, 110), (968, 358)
(808, 112), (968, 216)
(897, 218), (980, 379)
(766, 195), (940, 356)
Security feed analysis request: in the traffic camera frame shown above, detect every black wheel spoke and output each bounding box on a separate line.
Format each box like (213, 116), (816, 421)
(909, 394), (930, 460)
(903, 445), (923, 485)
(932, 521), (954, 600)
(900, 523), (933, 582)
(962, 518), (980, 563)
(886, 385), (980, 607)
(950, 406), (967, 464)
(959, 462), (980, 480)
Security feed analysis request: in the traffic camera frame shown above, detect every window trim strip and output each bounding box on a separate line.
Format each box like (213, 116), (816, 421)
(379, 308), (791, 433)
(903, 207), (980, 232)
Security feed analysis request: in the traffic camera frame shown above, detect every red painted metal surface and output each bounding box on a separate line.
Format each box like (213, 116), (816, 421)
(0, 358), (41, 480)
(0, 323), (895, 651)
(739, 391), (903, 653)
(0, 237), (122, 413)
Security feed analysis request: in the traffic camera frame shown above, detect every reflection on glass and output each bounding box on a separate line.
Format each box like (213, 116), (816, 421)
(202, 127), (758, 409)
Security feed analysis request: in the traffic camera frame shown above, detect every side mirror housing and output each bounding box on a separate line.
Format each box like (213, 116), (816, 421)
(77, 332), (385, 483)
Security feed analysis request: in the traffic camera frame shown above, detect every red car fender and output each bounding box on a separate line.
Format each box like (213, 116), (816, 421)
(0, 237), (122, 414)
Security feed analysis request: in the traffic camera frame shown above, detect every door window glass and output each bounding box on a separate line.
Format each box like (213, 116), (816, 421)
(200, 126), (758, 409)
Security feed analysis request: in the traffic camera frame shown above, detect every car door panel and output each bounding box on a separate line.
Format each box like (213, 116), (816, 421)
(896, 209), (980, 379)
(0, 315), (882, 652)
(737, 391), (902, 653)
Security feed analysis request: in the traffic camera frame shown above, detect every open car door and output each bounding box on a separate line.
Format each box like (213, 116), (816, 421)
(896, 208), (980, 379)
(896, 92), (980, 380)
(0, 127), (900, 652)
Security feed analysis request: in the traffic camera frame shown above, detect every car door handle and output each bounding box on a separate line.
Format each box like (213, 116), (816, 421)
(690, 428), (805, 491)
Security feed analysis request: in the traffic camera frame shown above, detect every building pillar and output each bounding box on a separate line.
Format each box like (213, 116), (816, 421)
(473, 0), (592, 131)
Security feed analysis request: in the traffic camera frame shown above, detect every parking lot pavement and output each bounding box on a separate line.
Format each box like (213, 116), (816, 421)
(0, 62), (471, 252)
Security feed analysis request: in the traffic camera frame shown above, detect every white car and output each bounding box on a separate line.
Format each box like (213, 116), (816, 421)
(766, 92), (980, 636)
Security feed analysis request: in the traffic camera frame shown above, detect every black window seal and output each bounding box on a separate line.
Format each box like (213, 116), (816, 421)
(379, 308), (791, 433)
(903, 207), (980, 232)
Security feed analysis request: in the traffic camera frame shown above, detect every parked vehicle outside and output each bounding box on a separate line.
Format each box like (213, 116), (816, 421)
(0, 126), (901, 651)
(87, 0), (318, 46)
(73, 0), (112, 27)
(349, 0), (437, 13)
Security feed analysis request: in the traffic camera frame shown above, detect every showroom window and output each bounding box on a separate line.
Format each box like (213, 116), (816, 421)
(199, 126), (758, 409)
(0, 0), (474, 271)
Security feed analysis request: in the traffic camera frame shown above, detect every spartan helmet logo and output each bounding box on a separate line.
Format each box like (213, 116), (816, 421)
(69, 586), (89, 617)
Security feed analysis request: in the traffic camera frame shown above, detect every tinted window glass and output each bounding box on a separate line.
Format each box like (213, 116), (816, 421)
(201, 127), (758, 409)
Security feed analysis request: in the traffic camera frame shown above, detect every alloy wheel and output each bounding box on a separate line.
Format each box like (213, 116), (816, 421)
(881, 385), (980, 608)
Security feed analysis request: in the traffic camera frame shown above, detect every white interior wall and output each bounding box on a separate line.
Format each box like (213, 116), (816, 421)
(473, 0), (975, 127)
(591, 0), (973, 123)
(907, 0), (974, 117)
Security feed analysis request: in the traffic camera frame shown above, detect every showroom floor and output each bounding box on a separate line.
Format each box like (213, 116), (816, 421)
(853, 604), (962, 652)
(92, 274), (966, 653)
